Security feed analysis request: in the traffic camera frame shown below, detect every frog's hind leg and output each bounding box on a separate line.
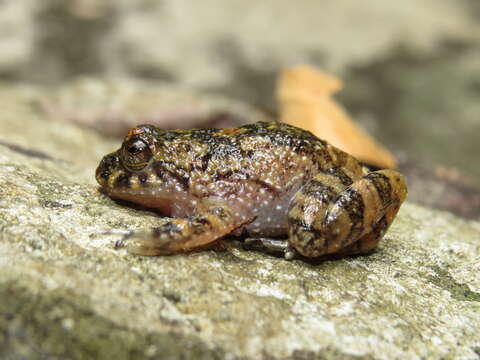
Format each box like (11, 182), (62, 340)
(288, 169), (407, 257)
(118, 206), (252, 256)
(333, 213), (390, 256)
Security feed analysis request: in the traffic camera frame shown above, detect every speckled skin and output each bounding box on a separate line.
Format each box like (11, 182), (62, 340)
(96, 122), (407, 258)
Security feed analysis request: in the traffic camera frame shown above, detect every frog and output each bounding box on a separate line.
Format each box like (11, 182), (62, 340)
(95, 121), (407, 259)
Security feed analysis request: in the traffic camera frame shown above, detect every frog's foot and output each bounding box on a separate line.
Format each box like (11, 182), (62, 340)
(118, 206), (252, 256)
(288, 168), (407, 257)
(243, 237), (298, 259)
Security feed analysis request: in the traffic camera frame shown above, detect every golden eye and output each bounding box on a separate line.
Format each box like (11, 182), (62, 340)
(121, 138), (153, 171)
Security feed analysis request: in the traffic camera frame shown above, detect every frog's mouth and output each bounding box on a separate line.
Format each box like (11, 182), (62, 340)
(103, 187), (175, 216)
(96, 153), (173, 215)
(96, 152), (121, 188)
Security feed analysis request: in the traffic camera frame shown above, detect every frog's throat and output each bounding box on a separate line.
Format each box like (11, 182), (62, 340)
(103, 187), (176, 216)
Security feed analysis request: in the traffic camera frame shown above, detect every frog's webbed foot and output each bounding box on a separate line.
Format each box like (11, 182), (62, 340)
(288, 168), (407, 257)
(114, 230), (134, 249)
(243, 237), (298, 260)
(117, 206), (252, 256)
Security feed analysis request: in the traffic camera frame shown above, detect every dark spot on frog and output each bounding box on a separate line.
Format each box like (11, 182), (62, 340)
(289, 217), (314, 233)
(115, 173), (131, 188)
(199, 152), (213, 171)
(138, 173), (148, 184)
(211, 169), (234, 182)
(332, 188), (365, 244)
(192, 216), (212, 227)
(326, 168), (354, 186)
(336, 188), (365, 224)
(366, 172), (393, 206)
(209, 207), (231, 220)
(152, 223), (182, 237)
(251, 179), (278, 194)
(154, 162), (190, 190)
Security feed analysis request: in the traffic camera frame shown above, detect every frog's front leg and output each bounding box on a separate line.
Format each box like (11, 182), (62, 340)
(119, 205), (252, 256)
(288, 168), (407, 257)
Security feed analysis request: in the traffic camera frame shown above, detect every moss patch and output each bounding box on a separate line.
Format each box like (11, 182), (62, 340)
(428, 266), (480, 302)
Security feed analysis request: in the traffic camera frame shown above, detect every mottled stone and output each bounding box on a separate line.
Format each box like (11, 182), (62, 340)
(0, 84), (479, 359)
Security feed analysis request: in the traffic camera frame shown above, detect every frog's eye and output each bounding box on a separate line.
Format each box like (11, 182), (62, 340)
(121, 138), (153, 171)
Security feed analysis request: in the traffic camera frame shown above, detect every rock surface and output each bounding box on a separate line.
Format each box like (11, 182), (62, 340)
(1, 85), (480, 359)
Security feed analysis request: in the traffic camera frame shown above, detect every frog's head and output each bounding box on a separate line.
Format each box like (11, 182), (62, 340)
(96, 125), (173, 210)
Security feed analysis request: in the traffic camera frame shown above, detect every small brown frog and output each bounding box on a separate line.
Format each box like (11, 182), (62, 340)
(96, 121), (407, 259)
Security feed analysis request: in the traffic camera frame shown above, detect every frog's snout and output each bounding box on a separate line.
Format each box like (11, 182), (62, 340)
(95, 152), (121, 188)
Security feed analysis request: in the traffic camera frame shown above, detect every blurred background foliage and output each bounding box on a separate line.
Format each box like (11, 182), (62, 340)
(1, 0), (479, 216)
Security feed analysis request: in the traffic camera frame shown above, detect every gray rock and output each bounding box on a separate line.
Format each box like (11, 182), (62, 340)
(1, 84), (479, 359)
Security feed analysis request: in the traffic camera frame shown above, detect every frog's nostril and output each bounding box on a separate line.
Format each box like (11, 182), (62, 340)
(95, 165), (109, 185)
(96, 154), (119, 186)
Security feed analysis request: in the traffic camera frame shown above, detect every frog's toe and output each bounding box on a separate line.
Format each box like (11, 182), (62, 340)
(243, 237), (289, 256)
(284, 246), (298, 260)
(114, 237), (125, 250)
(119, 230), (178, 256)
(113, 230), (134, 250)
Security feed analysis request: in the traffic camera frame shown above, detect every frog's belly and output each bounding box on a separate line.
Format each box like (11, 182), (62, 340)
(244, 209), (288, 237)
(242, 187), (299, 238)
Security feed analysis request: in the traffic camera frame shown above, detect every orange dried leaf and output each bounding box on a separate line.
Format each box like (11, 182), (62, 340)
(277, 65), (397, 169)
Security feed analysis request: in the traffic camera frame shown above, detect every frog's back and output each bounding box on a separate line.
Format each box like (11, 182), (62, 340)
(201, 121), (363, 190)
(173, 121), (364, 237)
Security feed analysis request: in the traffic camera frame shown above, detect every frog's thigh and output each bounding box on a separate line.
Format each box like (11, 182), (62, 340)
(121, 206), (252, 256)
(334, 213), (389, 256)
(338, 175), (407, 256)
(288, 169), (407, 257)
(287, 167), (360, 257)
